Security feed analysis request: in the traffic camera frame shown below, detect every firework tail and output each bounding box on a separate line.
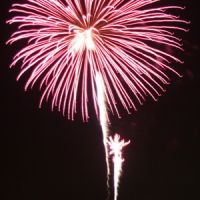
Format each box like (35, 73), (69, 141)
(107, 134), (130, 200)
(96, 72), (111, 195)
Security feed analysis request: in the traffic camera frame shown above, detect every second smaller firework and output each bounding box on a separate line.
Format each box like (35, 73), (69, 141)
(107, 134), (130, 200)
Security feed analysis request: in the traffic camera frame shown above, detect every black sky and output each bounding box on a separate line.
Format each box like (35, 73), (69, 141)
(1, 1), (200, 200)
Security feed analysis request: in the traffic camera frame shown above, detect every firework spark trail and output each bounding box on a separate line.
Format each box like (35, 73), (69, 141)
(96, 72), (111, 194)
(107, 134), (130, 200)
(7, 0), (188, 121)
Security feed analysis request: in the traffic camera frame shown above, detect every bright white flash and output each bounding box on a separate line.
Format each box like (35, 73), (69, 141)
(96, 73), (110, 191)
(107, 134), (130, 200)
(72, 27), (95, 51)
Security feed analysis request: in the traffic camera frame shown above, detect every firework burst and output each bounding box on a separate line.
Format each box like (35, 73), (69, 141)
(7, 0), (187, 121)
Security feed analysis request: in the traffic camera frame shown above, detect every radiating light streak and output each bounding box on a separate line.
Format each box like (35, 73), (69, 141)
(107, 134), (130, 200)
(7, 0), (188, 121)
(96, 72), (111, 192)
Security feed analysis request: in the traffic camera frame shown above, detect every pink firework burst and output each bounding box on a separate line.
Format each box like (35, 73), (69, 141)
(7, 0), (187, 121)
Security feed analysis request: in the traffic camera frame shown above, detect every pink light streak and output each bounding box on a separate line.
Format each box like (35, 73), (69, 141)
(7, 0), (188, 121)
(107, 134), (130, 200)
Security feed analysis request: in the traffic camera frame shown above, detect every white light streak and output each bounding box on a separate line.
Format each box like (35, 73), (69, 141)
(107, 134), (130, 200)
(96, 72), (110, 192)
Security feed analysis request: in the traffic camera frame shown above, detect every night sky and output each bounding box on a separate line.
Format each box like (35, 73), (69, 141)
(1, 1), (200, 200)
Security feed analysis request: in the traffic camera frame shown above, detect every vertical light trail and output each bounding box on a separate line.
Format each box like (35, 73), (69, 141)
(107, 134), (130, 200)
(96, 72), (111, 191)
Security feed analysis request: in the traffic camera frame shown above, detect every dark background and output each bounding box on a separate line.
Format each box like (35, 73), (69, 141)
(1, 1), (200, 200)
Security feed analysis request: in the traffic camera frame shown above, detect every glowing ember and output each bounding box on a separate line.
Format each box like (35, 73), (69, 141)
(107, 134), (130, 200)
(7, 0), (187, 121)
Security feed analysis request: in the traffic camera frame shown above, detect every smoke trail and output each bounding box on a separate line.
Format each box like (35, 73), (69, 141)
(96, 72), (110, 193)
(107, 134), (130, 200)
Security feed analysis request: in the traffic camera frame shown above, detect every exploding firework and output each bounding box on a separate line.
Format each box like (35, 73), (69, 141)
(7, 0), (187, 121)
(107, 134), (130, 200)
